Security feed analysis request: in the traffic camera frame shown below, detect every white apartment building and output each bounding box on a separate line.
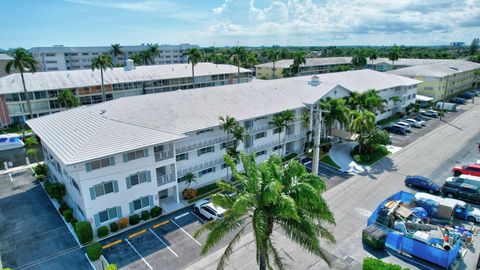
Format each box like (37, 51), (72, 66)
(0, 62), (252, 125)
(27, 70), (421, 228)
(30, 44), (198, 71)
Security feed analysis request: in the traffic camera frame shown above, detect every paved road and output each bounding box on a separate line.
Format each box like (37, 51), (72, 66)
(187, 102), (480, 269)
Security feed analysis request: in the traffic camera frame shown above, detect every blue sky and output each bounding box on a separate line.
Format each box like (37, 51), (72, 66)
(1, 0), (479, 49)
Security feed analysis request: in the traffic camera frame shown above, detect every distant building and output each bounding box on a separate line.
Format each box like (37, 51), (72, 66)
(29, 44), (199, 72)
(0, 62), (252, 125)
(387, 60), (480, 100)
(450, 42), (465, 47)
(0, 54), (14, 77)
(366, 58), (455, 72)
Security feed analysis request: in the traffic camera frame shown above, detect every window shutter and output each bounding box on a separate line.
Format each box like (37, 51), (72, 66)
(126, 176), (131, 189)
(94, 214), (100, 227)
(110, 157), (115, 166)
(144, 148), (149, 157)
(113, 180), (119, 193)
(146, 171), (151, 182)
(123, 154), (128, 163)
(148, 195), (154, 207)
(85, 163), (92, 172)
(129, 202), (134, 215)
(89, 187), (96, 200)
(116, 206), (122, 218)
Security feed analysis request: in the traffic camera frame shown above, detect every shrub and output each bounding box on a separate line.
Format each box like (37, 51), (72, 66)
(62, 209), (74, 223)
(33, 164), (48, 176)
(75, 221), (93, 244)
(86, 242), (102, 261)
(109, 222), (119, 232)
(182, 188), (198, 200)
(362, 257), (407, 270)
(44, 182), (66, 201)
(105, 264), (117, 270)
(150, 206), (162, 218)
(118, 217), (128, 229)
(141, 210), (150, 221)
(58, 201), (71, 213)
(129, 214), (140, 225)
(97, 226), (109, 238)
(70, 218), (78, 229)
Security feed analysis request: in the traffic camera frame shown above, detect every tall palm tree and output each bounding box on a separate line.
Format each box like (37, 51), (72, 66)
(91, 54), (114, 102)
(139, 50), (151, 65)
(363, 89), (387, 112)
(184, 48), (203, 88)
(321, 98), (350, 135)
(130, 53), (143, 66)
(270, 114), (285, 155)
(351, 50), (367, 69)
(348, 110), (376, 153)
(147, 43), (162, 64)
(230, 46), (246, 83)
(229, 124), (244, 159)
(290, 50), (307, 76)
(388, 45), (400, 69)
(219, 115), (237, 180)
(110, 44), (123, 65)
(281, 110), (295, 156)
(244, 51), (259, 68)
(263, 49), (282, 79)
(301, 110), (311, 151)
(369, 51), (378, 68)
(5, 48), (37, 120)
(195, 153), (335, 270)
(183, 172), (197, 189)
(346, 92), (363, 111)
(57, 89), (80, 109)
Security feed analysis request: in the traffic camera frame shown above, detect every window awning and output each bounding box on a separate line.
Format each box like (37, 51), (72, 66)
(330, 128), (359, 141)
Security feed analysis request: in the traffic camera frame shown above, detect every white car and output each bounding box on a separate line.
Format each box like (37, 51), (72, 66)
(194, 199), (226, 220)
(404, 119), (423, 128)
(396, 122), (411, 130)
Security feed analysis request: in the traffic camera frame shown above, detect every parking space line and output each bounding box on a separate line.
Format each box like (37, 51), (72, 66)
(128, 229), (147, 239)
(147, 228), (179, 258)
(8, 173), (13, 182)
(102, 239), (123, 249)
(170, 219), (202, 246)
(125, 238), (153, 270)
(175, 212), (189, 220)
(190, 211), (204, 222)
(152, 220), (169, 229)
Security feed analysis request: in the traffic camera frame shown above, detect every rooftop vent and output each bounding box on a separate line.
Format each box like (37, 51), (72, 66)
(308, 76), (321, 86)
(100, 110), (106, 115)
(124, 59), (136, 71)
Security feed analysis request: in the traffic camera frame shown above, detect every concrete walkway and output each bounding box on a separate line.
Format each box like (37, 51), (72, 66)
(329, 142), (401, 174)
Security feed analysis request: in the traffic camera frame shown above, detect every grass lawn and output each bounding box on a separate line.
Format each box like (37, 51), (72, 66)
(320, 154), (341, 169)
(352, 147), (391, 166)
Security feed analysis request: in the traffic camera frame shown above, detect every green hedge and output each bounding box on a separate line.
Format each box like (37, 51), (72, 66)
(109, 222), (119, 233)
(75, 221), (93, 244)
(141, 210), (150, 221)
(352, 145), (390, 165)
(97, 226), (109, 238)
(44, 182), (66, 201)
(129, 214), (140, 225)
(150, 206), (162, 218)
(362, 257), (409, 270)
(62, 209), (74, 223)
(197, 182), (220, 195)
(87, 242), (102, 261)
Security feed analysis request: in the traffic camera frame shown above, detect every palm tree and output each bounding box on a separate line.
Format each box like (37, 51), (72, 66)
(219, 115), (237, 180)
(195, 153), (335, 270)
(130, 53), (143, 66)
(231, 125), (244, 151)
(363, 89), (387, 112)
(301, 110), (312, 151)
(390, 95), (402, 105)
(321, 98), (350, 135)
(230, 46), (246, 83)
(139, 51), (151, 65)
(183, 172), (197, 189)
(388, 45), (400, 69)
(244, 51), (259, 68)
(91, 54), (114, 102)
(147, 43), (162, 64)
(348, 110), (376, 153)
(351, 50), (367, 69)
(110, 44), (123, 65)
(280, 110), (295, 156)
(184, 48), (203, 88)
(263, 49), (282, 79)
(369, 51), (378, 68)
(270, 114), (285, 155)
(5, 48), (37, 120)
(57, 89), (79, 109)
(290, 51), (307, 76)
(346, 92), (363, 110)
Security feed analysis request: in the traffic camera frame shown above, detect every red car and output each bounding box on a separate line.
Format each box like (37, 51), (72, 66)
(452, 164), (480, 177)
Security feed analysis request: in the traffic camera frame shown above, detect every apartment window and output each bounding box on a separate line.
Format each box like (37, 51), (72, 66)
(130, 196), (152, 213)
(220, 141), (235, 149)
(199, 167), (216, 177)
(89, 180), (118, 199)
(255, 132), (267, 140)
(86, 157), (115, 172)
(196, 128), (214, 135)
(34, 91), (47, 99)
(273, 128), (282, 134)
(71, 178), (80, 192)
(244, 120), (253, 129)
(176, 153), (189, 161)
(255, 116), (267, 121)
(96, 207), (119, 224)
(126, 171), (151, 188)
(273, 145), (281, 151)
(256, 150), (267, 156)
(198, 146), (215, 156)
(82, 53), (89, 56)
(76, 205), (85, 219)
(46, 60), (57, 64)
(45, 53), (55, 57)
(123, 149), (148, 162)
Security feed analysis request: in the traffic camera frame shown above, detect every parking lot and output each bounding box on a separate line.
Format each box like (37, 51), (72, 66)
(100, 206), (241, 270)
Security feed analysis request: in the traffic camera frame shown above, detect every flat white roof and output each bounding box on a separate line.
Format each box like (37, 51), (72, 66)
(416, 94), (434, 102)
(386, 60), (480, 77)
(0, 62), (252, 94)
(255, 57), (352, 68)
(0, 54), (13, 61)
(27, 69), (421, 165)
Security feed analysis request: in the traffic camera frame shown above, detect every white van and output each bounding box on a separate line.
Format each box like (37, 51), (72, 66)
(445, 174), (480, 188)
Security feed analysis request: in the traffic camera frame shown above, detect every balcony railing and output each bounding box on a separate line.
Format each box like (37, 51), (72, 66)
(178, 157), (225, 177)
(157, 173), (176, 186)
(155, 150), (174, 162)
(246, 124), (273, 134)
(245, 141), (279, 154)
(284, 132), (304, 142)
(175, 135), (229, 154)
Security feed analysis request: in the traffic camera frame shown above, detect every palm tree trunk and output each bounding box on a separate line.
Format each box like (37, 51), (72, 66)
(100, 69), (106, 102)
(237, 57), (241, 84)
(259, 250), (267, 270)
(277, 132), (281, 155)
(20, 72), (33, 119)
(282, 126), (287, 156)
(226, 131), (230, 181)
(192, 65), (195, 89)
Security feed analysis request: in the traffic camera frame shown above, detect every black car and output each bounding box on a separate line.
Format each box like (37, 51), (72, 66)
(450, 97), (466, 104)
(441, 182), (480, 204)
(384, 125), (407, 135)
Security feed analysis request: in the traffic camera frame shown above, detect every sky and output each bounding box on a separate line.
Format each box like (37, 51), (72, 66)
(0, 0), (479, 49)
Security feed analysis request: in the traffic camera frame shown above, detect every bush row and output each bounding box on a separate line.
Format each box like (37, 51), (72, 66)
(44, 181), (66, 202)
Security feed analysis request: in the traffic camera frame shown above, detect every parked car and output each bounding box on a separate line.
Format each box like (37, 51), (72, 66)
(393, 123), (411, 132)
(445, 174), (480, 188)
(449, 97), (466, 104)
(452, 164), (480, 177)
(406, 118), (425, 126)
(405, 175), (441, 193)
(414, 115), (430, 122)
(194, 199), (226, 220)
(475, 90), (480, 96)
(420, 110), (438, 118)
(458, 92), (474, 99)
(441, 182), (480, 204)
(403, 119), (423, 128)
(384, 125), (407, 135)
